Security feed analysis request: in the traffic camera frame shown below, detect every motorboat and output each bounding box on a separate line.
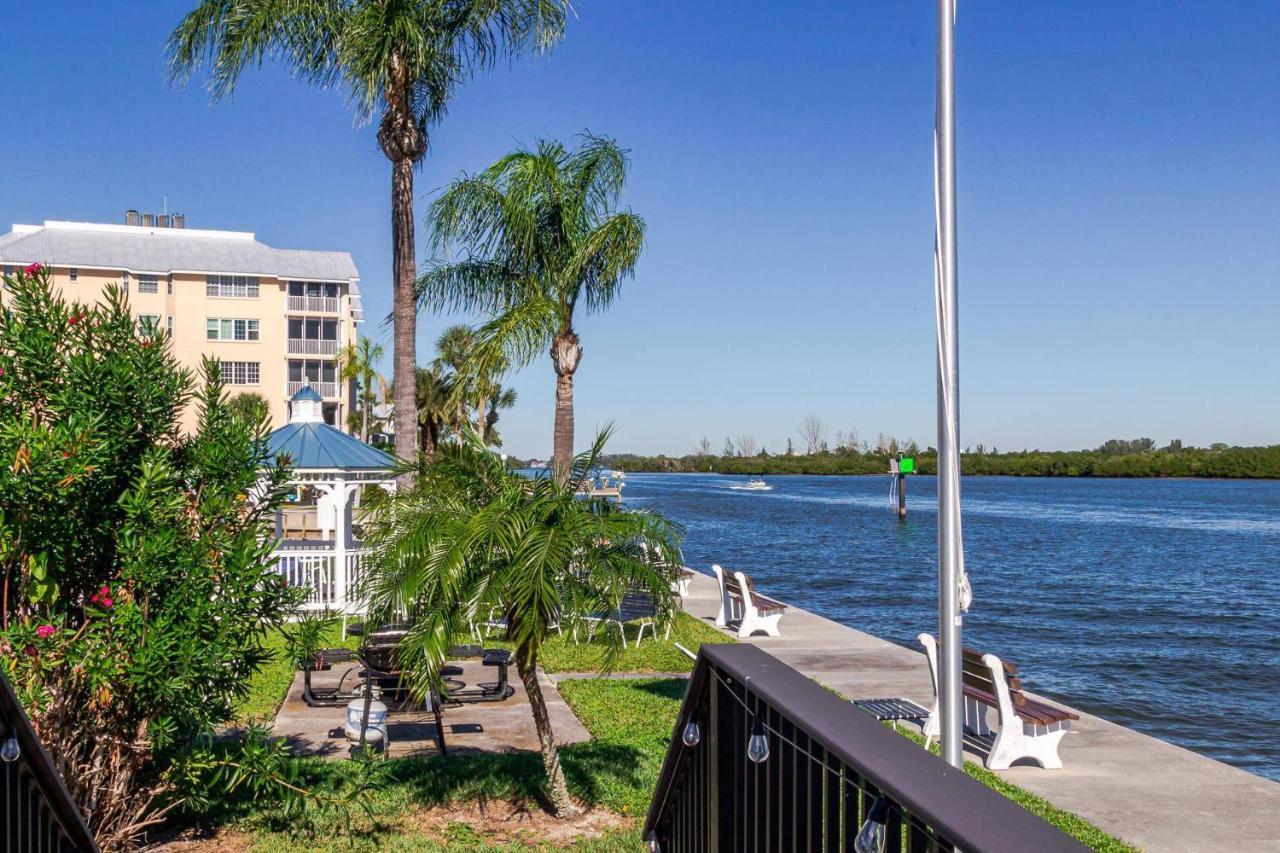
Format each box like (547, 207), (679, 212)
(731, 476), (773, 492)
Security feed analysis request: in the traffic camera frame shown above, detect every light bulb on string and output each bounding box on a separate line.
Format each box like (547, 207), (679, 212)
(0, 736), (19, 763)
(747, 718), (769, 763)
(681, 718), (701, 747)
(854, 795), (889, 853)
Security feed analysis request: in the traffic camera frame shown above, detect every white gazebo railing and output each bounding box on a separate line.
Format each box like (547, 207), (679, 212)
(276, 546), (371, 612)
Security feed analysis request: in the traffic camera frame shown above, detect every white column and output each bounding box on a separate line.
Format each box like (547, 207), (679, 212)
(332, 474), (348, 613)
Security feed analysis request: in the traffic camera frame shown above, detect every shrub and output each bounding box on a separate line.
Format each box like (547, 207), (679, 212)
(0, 267), (296, 848)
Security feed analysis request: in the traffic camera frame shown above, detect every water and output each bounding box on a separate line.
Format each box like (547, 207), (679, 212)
(619, 473), (1280, 782)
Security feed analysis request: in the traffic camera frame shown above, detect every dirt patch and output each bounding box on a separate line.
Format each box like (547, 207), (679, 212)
(407, 799), (632, 847)
(148, 827), (256, 851)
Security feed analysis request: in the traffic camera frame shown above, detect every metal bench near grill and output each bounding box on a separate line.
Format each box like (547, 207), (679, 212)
(712, 565), (787, 637)
(919, 633), (1079, 770)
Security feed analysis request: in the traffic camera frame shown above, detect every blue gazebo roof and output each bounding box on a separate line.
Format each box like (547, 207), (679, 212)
(265, 387), (397, 471)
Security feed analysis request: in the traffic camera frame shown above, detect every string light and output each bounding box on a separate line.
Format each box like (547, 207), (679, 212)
(854, 796), (889, 853)
(747, 717), (770, 763)
(681, 718), (701, 747)
(0, 736), (19, 763)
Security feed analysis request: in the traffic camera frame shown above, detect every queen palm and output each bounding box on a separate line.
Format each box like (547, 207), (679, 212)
(417, 134), (645, 482)
(337, 336), (385, 441)
(360, 428), (683, 815)
(167, 0), (566, 470)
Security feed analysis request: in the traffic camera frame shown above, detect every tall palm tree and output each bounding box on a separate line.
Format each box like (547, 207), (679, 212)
(360, 428), (683, 815)
(414, 364), (452, 461)
(417, 134), (646, 483)
(337, 336), (386, 441)
(167, 0), (567, 471)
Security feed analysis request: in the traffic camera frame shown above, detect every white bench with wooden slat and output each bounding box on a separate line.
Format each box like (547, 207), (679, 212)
(919, 633), (1078, 770)
(712, 565), (787, 638)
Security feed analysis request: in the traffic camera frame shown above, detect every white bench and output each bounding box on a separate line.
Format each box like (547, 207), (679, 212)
(712, 565), (787, 638)
(918, 633), (1077, 770)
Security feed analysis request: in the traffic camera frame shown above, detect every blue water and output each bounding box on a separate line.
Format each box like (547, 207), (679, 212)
(620, 473), (1280, 782)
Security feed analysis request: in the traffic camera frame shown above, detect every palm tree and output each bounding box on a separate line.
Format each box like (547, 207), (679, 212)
(361, 428), (683, 816)
(337, 336), (386, 441)
(417, 134), (646, 483)
(414, 365), (452, 461)
(483, 384), (517, 446)
(433, 323), (510, 441)
(167, 0), (567, 470)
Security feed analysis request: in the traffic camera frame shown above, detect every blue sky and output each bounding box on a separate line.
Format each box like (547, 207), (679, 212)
(3, 2), (1278, 458)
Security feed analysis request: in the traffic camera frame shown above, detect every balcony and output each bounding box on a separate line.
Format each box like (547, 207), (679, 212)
(644, 644), (1084, 852)
(286, 380), (338, 399)
(287, 338), (340, 356)
(287, 295), (341, 314)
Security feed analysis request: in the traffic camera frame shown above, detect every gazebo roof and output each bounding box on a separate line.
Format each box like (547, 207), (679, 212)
(265, 388), (397, 471)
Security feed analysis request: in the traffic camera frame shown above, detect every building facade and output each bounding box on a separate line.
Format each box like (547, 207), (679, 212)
(0, 213), (363, 431)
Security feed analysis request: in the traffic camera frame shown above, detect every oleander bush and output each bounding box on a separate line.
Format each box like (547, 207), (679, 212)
(0, 266), (299, 849)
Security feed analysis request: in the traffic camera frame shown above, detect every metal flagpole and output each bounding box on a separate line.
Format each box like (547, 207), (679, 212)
(935, 0), (966, 770)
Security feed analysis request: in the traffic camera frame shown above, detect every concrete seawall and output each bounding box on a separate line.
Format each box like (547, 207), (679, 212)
(681, 569), (1280, 852)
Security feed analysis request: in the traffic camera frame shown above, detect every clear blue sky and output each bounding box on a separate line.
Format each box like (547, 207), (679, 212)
(3, 2), (1278, 458)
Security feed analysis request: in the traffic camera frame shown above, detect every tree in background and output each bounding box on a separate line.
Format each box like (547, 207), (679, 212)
(168, 0), (568, 471)
(418, 134), (646, 483)
(0, 268), (297, 847)
(694, 436), (712, 456)
(360, 429), (682, 817)
(799, 413), (827, 455)
(226, 391), (271, 427)
(337, 337), (386, 441)
(735, 433), (759, 458)
(432, 324), (516, 446)
(722, 437), (736, 458)
(415, 365), (452, 462)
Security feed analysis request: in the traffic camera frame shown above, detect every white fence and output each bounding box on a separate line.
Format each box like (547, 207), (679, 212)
(286, 380), (338, 399)
(275, 548), (367, 613)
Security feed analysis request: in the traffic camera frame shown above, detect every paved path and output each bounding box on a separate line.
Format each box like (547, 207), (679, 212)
(682, 570), (1280, 852)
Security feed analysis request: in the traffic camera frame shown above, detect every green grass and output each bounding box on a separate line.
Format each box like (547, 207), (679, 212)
(236, 621), (357, 722)
(535, 612), (733, 674)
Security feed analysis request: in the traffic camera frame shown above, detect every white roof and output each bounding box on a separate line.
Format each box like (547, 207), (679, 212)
(0, 220), (359, 283)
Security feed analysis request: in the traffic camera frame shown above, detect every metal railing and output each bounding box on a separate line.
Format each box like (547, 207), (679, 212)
(286, 295), (340, 313)
(1, 673), (98, 852)
(286, 338), (339, 356)
(644, 644), (1086, 853)
(285, 380), (337, 399)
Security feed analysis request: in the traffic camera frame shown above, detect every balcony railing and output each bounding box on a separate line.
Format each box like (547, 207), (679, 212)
(273, 547), (367, 614)
(644, 644), (1086, 852)
(2, 670), (99, 852)
(287, 338), (339, 356)
(287, 295), (340, 313)
(286, 380), (337, 399)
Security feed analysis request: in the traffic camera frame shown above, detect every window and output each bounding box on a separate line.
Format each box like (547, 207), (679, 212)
(206, 318), (260, 341)
(167, 275), (173, 295)
(167, 316), (174, 335)
(122, 273), (130, 292)
(137, 314), (161, 336)
(220, 361), (260, 385)
(69, 268), (78, 281)
(206, 275), (260, 299)
(138, 275), (158, 294)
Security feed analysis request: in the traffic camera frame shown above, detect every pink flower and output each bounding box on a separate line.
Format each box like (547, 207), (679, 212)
(35, 624), (55, 639)
(99, 585), (109, 596)
(23, 263), (42, 276)
(102, 598), (114, 608)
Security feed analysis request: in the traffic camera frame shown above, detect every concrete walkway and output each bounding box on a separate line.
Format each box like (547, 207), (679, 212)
(681, 570), (1280, 852)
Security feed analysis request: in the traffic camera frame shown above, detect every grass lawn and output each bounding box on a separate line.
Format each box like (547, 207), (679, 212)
(522, 611), (732, 674)
(235, 621), (357, 722)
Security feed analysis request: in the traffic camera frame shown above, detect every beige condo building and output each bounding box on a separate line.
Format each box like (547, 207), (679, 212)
(0, 212), (364, 431)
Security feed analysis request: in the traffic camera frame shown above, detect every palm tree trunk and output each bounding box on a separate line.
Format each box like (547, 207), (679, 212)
(420, 419), (439, 463)
(516, 651), (580, 816)
(391, 155), (418, 479)
(550, 330), (581, 485)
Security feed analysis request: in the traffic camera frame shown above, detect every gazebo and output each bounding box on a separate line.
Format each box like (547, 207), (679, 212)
(266, 386), (397, 615)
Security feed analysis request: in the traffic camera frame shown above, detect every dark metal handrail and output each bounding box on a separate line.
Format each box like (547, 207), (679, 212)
(1, 671), (99, 852)
(644, 644), (1087, 852)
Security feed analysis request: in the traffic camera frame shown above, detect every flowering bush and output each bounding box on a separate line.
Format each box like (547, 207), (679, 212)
(0, 267), (296, 848)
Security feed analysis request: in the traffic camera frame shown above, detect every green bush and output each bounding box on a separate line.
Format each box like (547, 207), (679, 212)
(0, 266), (297, 849)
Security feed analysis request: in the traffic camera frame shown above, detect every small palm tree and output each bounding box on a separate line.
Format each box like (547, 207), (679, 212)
(434, 323), (512, 442)
(483, 384), (517, 446)
(417, 134), (646, 483)
(338, 337), (386, 441)
(360, 428), (683, 816)
(168, 0), (567, 469)
(414, 365), (452, 461)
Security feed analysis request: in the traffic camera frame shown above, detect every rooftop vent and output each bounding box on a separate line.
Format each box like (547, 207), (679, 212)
(125, 209), (140, 226)
(141, 213), (156, 228)
(172, 213), (185, 229)
(157, 214), (169, 228)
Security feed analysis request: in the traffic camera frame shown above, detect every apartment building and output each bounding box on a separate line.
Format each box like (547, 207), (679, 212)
(0, 212), (363, 430)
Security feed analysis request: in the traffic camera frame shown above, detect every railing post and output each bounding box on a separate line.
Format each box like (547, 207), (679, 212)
(707, 672), (720, 851)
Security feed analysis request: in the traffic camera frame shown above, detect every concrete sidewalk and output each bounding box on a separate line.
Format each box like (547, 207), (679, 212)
(681, 569), (1280, 852)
